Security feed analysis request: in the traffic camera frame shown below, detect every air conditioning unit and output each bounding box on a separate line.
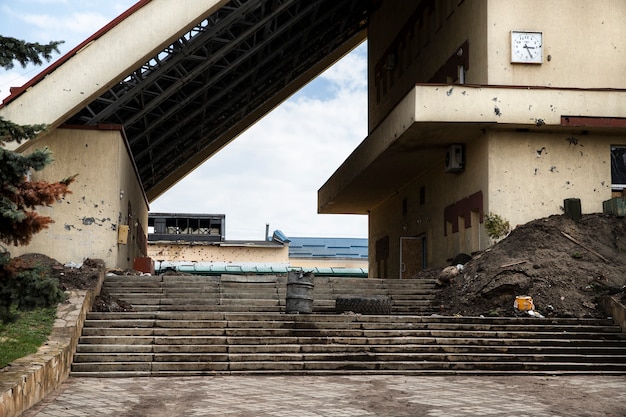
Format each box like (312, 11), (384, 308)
(445, 144), (465, 173)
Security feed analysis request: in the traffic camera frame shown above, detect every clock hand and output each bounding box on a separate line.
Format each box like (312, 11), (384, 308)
(523, 44), (534, 58)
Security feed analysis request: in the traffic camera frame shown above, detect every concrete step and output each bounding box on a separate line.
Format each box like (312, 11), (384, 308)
(130, 305), (284, 312)
(76, 334), (626, 349)
(86, 311), (228, 320)
(84, 311), (617, 326)
(72, 351), (626, 365)
(102, 274), (443, 315)
(77, 327), (623, 339)
(107, 297), (281, 306)
(74, 343), (626, 356)
(390, 293), (438, 299)
(71, 360), (626, 375)
(69, 369), (626, 378)
(81, 318), (623, 335)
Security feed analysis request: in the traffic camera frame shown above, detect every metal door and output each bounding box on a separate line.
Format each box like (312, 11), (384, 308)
(400, 236), (425, 279)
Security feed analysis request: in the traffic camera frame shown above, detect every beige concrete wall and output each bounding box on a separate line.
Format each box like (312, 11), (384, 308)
(487, 0), (626, 88)
(9, 128), (148, 269)
(290, 257), (368, 271)
(148, 242), (289, 263)
(368, 135), (490, 276)
(117, 132), (150, 268)
(368, 0), (626, 128)
(368, 127), (621, 275)
(486, 130), (615, 227)
(369, 0), (488, 130)
(362, 1), (626, 275)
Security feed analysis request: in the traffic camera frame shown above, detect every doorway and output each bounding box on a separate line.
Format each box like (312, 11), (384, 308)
(400, 235), (426, 279)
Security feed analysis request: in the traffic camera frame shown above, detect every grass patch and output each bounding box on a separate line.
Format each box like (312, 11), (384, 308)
(0, 306), (57, 369)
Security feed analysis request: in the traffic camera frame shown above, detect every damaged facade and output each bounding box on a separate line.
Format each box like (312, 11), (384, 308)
(6, 127), (149, 269)
(318, 0), (626, 278)
(2, 1), (625, 273)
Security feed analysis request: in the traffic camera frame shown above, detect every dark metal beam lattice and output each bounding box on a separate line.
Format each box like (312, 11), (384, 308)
(65, 0), (369, 198)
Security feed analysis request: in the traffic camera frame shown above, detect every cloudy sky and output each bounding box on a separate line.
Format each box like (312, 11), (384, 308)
(0, 0), (369, 240)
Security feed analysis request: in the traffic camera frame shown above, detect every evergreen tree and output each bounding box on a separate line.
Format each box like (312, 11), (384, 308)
(0, 35), (72, 320)
(0, 35), (74, 246)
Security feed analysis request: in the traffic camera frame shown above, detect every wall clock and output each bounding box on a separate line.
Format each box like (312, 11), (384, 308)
(511, 31), (543, 64)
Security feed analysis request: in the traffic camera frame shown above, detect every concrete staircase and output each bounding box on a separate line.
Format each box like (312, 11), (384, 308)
(71, 275), (626, 376)
(92, 275), (438, 315)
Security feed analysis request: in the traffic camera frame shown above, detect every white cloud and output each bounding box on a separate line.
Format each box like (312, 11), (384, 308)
(27, 12), (110, 34)
(1, 1), (136, 53)
(111, 1), (136, 15)
(19, 0), (69, 4)
(319, 46), (368, 91)
(18, 11), (111, 45)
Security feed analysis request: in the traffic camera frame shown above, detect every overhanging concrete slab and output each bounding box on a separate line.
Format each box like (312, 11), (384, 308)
(318, 84), (626, 214)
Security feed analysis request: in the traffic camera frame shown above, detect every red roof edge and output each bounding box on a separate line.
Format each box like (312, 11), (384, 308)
(561, 116), (626, 128)
(1, 0), (152, 108)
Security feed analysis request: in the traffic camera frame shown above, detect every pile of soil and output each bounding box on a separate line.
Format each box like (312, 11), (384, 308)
(7, 254), (135, 312)
(9, 253), (103, 291)
(432, 213), (626, 318)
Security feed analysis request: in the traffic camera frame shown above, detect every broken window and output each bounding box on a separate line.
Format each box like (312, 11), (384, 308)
(147, 213), (225, 242)
(611, 146), (626, 190)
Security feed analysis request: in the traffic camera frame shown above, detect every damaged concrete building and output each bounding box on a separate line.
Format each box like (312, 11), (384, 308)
(1, 0), (625, 275)
(318, 0), (626, 278)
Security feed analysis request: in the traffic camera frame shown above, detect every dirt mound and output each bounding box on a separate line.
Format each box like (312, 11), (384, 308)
(434, 213), (626, 318)
(10, 253), (103, 291)
(9, 254), (136, 312)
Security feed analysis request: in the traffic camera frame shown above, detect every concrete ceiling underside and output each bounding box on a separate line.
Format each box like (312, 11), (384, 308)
(65, 0), (370, 201)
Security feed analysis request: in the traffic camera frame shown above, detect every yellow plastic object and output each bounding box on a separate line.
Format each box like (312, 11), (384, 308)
(514, 296), (535, 311)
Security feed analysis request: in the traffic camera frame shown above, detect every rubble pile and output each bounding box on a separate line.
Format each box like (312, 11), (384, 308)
(433, 214), (626, 318)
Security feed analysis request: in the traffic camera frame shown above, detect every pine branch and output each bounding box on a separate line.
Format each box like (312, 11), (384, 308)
(0, 210), (54, 246)
(13, 178), (75, 209)
(0, 36), (64, 69)
(0, 34), (72, 247)
(0, 117), (47, 145)
(0, 147), (53, 185)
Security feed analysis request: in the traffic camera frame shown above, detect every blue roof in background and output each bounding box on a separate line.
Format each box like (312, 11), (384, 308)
(287, 236), (368, 259)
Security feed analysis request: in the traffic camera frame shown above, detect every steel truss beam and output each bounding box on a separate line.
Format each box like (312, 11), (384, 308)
(67, 0), (369, 197)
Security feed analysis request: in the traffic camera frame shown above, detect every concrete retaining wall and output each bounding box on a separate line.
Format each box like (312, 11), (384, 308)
(599, 295), (626, 333)
(0, 269), (104, 417)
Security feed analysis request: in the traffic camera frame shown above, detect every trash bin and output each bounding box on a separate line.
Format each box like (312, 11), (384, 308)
(285, 270), (314, 314)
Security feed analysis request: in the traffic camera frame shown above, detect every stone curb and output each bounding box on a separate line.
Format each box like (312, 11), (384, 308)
(0, 268), (104, 417)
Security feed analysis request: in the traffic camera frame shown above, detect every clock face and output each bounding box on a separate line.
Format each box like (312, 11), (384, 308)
(511, 31), (543, 64)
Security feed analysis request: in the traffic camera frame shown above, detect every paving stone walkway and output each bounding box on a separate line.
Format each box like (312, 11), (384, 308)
(22, 375), (626, 417)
